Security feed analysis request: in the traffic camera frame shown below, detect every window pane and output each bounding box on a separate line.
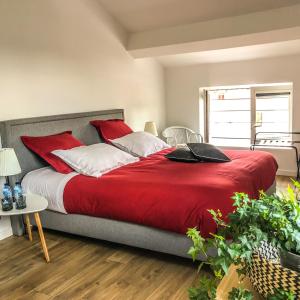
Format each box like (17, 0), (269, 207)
(255, 94), (290, 133)
(210, 99), (250, 111)
(256, 97), (289, 111)
(210, 138), (251, 147)
(209, 89), (250, 100)
(208, 88), (251, 147)
(210, 111), (251, 123)
(257, 122), (289, 132)
(257, 111), (289, 123)
(210, 123), (251, 138)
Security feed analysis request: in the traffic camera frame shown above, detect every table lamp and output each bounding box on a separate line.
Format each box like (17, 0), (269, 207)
(144, 121), (158, 136)
(0, 148), (21, 184)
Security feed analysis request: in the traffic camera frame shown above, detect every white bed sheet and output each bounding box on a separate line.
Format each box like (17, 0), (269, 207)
(22, 167), (78, 214)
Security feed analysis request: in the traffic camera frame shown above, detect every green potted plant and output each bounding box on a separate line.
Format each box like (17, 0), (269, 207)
(276, 182), (300, 273)
(187, 180), (300, 299)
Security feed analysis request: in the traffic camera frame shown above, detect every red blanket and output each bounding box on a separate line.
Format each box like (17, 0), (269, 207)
(63, 149), (277, 237)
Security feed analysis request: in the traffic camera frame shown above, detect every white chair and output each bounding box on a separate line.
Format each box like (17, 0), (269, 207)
(162, 126), (203, 147)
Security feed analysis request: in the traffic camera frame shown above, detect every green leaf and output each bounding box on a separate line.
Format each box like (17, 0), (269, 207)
(188, 275), (218, 300)
(228, 287), (253, 300)
(266, 289), (295, 300)
(287, 184), (296, 203)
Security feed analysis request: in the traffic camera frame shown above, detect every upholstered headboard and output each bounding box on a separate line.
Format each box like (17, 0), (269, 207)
(0, 109), (124, 183)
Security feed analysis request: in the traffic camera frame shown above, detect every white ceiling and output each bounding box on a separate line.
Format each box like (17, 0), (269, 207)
(156, 39), (300, 67)
(97, 0), (300, 32)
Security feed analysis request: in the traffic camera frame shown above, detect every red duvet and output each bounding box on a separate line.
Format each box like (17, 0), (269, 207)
(63, 149), (277, 237)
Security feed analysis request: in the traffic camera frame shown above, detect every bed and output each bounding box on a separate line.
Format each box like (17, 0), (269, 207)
(0, 109), (277, 258)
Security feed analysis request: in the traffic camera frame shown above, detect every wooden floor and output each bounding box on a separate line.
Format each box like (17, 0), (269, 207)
(0, 230), (204, 300)
(0, 176), (293, 300)
(276, 175), (293, 194)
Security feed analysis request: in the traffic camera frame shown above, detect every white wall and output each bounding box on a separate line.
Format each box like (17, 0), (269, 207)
(0, 0), (166, 132)
(165, 54), (300, 175)
(0, 0), (166, 239)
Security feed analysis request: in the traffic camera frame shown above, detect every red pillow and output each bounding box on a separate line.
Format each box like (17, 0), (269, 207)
(21, 131), (84, 173)
(90, 119), (133, 143)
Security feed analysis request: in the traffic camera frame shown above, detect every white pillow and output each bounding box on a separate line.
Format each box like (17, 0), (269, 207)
(52, 143), (139, 178)
(110, 131), (170, 157)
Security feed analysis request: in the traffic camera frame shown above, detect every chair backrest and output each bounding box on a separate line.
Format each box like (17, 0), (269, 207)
(162, 126), (202, 146)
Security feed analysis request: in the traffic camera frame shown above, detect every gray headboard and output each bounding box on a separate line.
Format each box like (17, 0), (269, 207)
(0, 109), (124, 183)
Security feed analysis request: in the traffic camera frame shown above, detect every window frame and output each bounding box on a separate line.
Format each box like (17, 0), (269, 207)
(204, 85), (292, 147)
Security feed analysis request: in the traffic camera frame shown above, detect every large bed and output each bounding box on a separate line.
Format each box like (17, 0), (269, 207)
(0, 109), (277, 258)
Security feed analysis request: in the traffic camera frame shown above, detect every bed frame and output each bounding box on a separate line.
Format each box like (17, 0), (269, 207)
(0, 109), (276, 258)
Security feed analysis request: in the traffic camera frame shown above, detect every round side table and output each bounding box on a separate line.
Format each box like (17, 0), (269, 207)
(0, 193), (50, 263)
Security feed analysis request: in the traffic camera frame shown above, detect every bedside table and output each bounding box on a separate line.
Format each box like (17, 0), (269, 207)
(0, 193), (50, 263)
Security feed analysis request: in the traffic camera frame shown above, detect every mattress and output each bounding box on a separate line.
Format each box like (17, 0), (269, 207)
(22, 148), (278, 237)
(22, 167), (77, 214)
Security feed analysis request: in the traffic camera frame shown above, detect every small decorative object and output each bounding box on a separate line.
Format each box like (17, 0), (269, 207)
(0, 148), (21, 211)
(218, 93), (225, 100)
(14, 182), (26, 209)
(1, 183), (13, 211)
(144, 121), (158, 136)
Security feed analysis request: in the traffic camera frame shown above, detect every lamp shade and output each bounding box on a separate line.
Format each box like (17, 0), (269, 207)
(0, 148), (21, 176)
(144, 121), (158, 136)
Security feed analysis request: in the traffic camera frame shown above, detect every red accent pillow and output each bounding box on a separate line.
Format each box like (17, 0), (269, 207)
(21, 131), (84, 173)
(90, 119), (133, 143)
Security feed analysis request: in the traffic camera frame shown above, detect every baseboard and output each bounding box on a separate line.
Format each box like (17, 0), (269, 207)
(277, 169), (297, 177)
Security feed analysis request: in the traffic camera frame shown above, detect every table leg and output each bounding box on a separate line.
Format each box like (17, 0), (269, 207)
(25, 214), (33, 242)
(34, 212), (50, 263)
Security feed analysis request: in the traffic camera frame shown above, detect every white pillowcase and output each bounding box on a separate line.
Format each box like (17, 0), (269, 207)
(52, 143), (139, 178)
(110, 131), (170, 157)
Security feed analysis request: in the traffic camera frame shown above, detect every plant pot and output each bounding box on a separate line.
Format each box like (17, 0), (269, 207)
(248, 243), (300, 298)
(280, 249), (300, 273)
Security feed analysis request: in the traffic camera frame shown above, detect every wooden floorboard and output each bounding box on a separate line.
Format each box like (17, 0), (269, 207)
(0, 230), (201, 300)
(0, 176), (292, 300)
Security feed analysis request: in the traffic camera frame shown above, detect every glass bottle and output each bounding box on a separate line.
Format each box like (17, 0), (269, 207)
(1, 183), (13, 211)
(14, 182), (26, 209)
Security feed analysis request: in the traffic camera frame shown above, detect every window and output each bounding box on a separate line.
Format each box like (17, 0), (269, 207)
(206, 86), (291, 147)
(255, 92), (290, 133)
